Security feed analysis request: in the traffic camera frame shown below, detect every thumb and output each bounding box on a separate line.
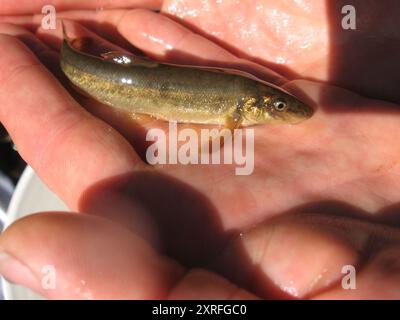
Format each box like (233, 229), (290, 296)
(0, 212), (257, 299)
(0, 212), (181, 299)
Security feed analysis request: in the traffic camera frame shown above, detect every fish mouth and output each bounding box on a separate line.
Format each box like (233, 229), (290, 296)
(285, 107), (314, 124)
(295, 102), (314, 120)
(304, 105), (314, 118)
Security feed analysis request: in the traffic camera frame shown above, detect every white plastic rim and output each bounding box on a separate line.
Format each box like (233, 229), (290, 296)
(1, 166), (68, 300)
(4, 166), (35, 226)
(1, 166), (34, 300)
(0, 207), (8, 228)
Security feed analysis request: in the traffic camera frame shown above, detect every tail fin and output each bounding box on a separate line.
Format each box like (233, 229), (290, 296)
(61, 20), (69, 41)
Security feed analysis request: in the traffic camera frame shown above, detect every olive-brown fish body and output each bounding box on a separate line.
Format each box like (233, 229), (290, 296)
(60, 38), (313, 127)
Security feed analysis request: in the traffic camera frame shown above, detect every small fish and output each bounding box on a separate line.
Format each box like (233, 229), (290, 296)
(60, 28), (313, 129)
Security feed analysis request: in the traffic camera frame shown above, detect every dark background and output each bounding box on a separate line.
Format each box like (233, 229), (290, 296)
(0, 124), (24, 299)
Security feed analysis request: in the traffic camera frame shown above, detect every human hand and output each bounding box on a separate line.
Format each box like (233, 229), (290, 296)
(0, 0), (400, 299)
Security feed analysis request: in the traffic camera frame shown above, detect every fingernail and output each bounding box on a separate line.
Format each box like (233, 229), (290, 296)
(0, 250), (38, 289)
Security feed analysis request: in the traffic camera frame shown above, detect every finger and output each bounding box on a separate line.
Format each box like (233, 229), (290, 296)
(210, 213), (400, 299)
(314, 245), (400, 299)
(0, 15), (41, 33)
(36, 19), (131, 53)
(0, 0), (162, 15)
(0, 212), (182, 299)
(13, 8), (285, 84)
(117, 9), (284, 84)
(0, 23), (61, 77)
(0, 212), (257, 299)
(0, 10), (135, 50)
(55, 9), (144, 51)
(0, 34), (144, 210)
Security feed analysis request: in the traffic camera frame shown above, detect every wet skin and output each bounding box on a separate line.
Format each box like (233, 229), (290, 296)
(0, 0), (399, 299)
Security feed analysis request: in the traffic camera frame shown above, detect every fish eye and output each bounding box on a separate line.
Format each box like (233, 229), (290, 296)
(273, 99), (287, 112)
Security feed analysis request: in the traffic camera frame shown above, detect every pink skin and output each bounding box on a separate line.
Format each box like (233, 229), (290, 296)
(161, 0), (400, 103)
(0, 0), (399, 299)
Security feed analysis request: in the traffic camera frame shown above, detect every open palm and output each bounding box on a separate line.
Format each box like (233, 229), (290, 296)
(0, 0), (399, 299)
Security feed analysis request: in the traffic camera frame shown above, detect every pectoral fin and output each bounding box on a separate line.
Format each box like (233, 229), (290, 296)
(225, 102), (244, 131)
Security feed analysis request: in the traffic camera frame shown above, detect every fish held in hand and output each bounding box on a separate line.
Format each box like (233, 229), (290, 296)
(60, 30), (313, 129)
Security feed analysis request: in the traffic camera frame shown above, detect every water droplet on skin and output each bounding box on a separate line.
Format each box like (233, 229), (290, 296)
(256, 4), (264, 11)
(293, 0), (312, 13)
(168, 2), (200, 18)
(307, 268), (329, 292)
(211, 30), (222, 37)
(142, 32), (174, 50)
(282, 280), (299, 297)
(299, 42), (311, 49)
(276, 56), (286, 64)
(201, 0), (211, 12)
